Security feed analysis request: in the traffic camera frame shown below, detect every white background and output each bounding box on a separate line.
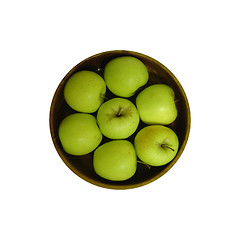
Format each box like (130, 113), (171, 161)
(1, 0), (240, 239)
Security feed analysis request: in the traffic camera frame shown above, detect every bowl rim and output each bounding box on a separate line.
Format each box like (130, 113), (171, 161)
(49, 49), (191, 190)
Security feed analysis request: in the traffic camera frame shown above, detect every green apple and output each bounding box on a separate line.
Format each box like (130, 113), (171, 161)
(93, 140), (137, 181)
(63, 70), (106, 113)
(136, 84), (177, 125)
(104, 56), (149, 97)
(58, 113), (102, 155)
(97, 98), (140, 139)
(134, 125), (179, 166)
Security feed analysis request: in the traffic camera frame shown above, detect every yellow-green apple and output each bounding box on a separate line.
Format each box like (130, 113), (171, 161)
(134, 125), (179, 166)
(93, 140), (137, 181)
(136, 84), (177, 125)
(58, 113), (102, 155)
(97, 98), (139, 139)
(104, 56), (149, 97)
(64, 70), (106, 113)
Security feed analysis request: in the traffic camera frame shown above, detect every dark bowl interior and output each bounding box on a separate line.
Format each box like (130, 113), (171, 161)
(49, 50), (191, 189)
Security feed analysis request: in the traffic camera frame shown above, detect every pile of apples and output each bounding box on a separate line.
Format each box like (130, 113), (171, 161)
(58, 56), (179, 181)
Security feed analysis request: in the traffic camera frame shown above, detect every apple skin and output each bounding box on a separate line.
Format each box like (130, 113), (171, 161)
(104, 56), (149, 97)
(58, 113), (102, 155)
(97, 98), (140, 139)
(93, 140), (137, 181)
(63, 70), (106, 113)
(134, 125), (179, 166)
(136, 84), (177, 125)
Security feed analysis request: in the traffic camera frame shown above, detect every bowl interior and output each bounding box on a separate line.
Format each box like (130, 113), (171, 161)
(50, 50), (190, 189)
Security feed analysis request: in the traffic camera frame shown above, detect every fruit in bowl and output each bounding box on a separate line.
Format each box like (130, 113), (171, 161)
(104, 56), (149, 97)
(63, 70), (106, 113)
(50, 50), (190, 189)
(97, 98), (140, 139)
(134, 125), (179, 166)
(136, 84), (178, 125)
(58, 113), (102, 155)
(93, 140), (137, 181)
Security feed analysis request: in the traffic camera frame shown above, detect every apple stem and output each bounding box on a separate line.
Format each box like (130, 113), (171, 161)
(117, 107), (123, 117)
(100, 94), (108, 100)
(161, 144), (175, 151)
(137, 160), (151, 170)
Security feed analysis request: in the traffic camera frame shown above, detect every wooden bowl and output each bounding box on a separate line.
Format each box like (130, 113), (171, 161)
(49, 50), (191, 189)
